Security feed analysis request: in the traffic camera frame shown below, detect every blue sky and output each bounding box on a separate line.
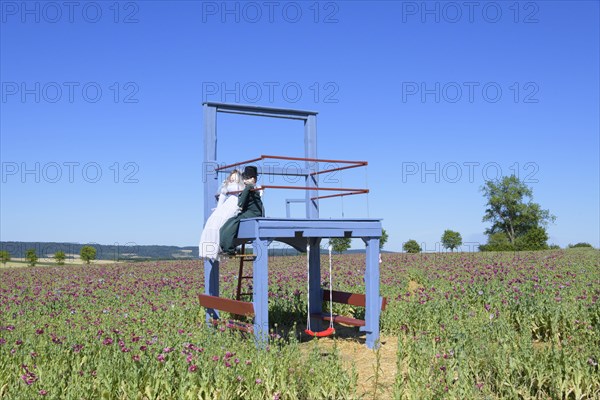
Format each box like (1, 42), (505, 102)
(1, 1), (598, 252)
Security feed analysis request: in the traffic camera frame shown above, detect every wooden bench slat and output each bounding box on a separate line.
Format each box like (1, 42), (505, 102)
(314, 290), (387, 327)
(311, 313), (365, 327)
(198, 294), (254, 316)
(321, 289), (387, 310)
(322, 289), (366, 307)
(209, 318), (253, 333)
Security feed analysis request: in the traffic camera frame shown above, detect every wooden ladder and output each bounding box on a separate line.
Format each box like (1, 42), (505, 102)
(234, 243), (256, 301)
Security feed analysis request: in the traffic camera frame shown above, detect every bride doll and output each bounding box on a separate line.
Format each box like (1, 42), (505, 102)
(199, 170), (245, 260)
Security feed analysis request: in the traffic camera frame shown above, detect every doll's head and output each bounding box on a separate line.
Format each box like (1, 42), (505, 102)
(242, 166), (258, 184)
(224, 170), (244, 192)
(227, 170), (242, 184)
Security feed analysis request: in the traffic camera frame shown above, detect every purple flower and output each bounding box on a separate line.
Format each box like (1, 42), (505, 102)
(255, 378), (262, 384)
(39, 389), (48, 396)
(21, 372), (37, 385)
(188, 364), (198, 372)
(156, 354), (166, 363)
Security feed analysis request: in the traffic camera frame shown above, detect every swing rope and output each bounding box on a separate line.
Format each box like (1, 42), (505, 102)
(304, 241), (335, 337)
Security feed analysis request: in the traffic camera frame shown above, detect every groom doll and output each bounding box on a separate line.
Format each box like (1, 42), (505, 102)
(219, 166), (264, 256)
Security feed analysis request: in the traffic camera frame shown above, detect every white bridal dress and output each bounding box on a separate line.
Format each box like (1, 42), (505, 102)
(199, 181), (244, 260)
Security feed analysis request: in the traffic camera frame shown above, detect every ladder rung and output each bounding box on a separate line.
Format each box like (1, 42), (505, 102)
(240, 292), (253, 296)
(241, 276), (253, 279)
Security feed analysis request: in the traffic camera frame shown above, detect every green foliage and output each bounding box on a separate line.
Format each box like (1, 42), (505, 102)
(479, 233), (508, 252)
(481, 227), (551, 252)
(329, 237), (351, 254)
(54, 250), (66, 265)
(481, 175), (555, 244)
(25, 248), (38, 267)
(1, 251), (599, 399)
(568, 242), (593, 248)
(383, 250), (600, 399)
(515, 226), (549, 251)
(80, 246), (97, 264)
(379, 228), (388, 250)
(0, 250), (10, 266)
(479, 232), (514, 252)
(0, 261), (358, 399)
(548, 244), (561, 250)
(403, 239), (421, 253)
(441, 229), (462, 251)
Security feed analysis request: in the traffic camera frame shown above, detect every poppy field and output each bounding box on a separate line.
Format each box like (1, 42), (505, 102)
(1, 249), (598, 399)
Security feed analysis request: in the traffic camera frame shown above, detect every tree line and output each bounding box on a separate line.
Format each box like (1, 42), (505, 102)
(0, 246), (97, 267)
(334, 175), (593, 254)
(2, 175), (595, 262)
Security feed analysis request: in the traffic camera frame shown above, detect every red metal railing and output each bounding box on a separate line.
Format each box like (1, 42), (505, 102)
(216, 155), (368, 201)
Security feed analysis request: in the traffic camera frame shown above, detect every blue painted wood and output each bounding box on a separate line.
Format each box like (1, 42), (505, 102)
(237, 218), (382, 241)
(203, 105), (218, 225)
(252, 238), (269, 346)
(201, 102), (383, 349)
(285, 199), (306, 218)
(304, 115), (319, 219)
(363, 237), (381, 349)
(203, 101), (317, 120)
(203, 104), (220, 324)
(236, 218), (382, 253)
(307, 237), (323, 332)
(204, 259), (220, 319)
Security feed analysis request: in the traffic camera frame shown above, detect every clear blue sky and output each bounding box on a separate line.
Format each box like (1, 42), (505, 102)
(1, 1), (598, 252)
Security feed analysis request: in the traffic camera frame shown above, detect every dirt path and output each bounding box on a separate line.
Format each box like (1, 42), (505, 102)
(299, 333), (398, 399)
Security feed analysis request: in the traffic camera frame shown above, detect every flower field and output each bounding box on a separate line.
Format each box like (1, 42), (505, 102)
(1, 249), (598, 399)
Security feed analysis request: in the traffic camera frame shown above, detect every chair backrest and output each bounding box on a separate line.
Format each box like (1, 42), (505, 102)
(321, 289), (387, 311)
(198, 294), (254, 316)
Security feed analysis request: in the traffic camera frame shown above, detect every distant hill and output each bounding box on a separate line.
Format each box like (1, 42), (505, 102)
(0, 241), (390, 261)
(0, 242), (198, 261)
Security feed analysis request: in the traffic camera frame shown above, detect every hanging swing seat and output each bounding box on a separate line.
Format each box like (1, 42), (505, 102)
(311, 289), (388, 327)
(198, 294), (254, 333)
